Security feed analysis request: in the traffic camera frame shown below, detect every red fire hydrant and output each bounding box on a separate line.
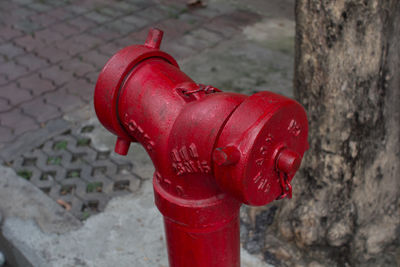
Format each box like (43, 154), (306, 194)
(94, 28), (308, 267)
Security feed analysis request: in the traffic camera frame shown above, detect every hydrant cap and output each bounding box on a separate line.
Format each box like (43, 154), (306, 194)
(214, 92), (308, 206)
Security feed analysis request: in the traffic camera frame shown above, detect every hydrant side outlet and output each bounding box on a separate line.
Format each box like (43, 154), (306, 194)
(94, 28), (309, 267)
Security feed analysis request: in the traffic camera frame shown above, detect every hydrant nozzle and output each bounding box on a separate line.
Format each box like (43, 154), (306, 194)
(277, 149), (301, 174)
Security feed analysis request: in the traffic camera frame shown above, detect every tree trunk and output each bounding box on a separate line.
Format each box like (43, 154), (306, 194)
(244, 1), (400, 266)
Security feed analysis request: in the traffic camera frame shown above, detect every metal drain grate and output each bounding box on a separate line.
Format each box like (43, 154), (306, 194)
(7, 125), (142, 221)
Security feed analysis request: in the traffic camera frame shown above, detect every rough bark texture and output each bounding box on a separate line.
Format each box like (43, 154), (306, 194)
(242, 1), (400, 266)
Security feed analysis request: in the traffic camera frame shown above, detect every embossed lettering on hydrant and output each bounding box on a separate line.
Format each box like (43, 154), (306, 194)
(255, 134), (273, 167)
(253, 171), (271, 193)
(125, 119), (155, 151)
(252, 134), (274, 193)
(171, 143), (211, 175)
(288, 119), (301, 137)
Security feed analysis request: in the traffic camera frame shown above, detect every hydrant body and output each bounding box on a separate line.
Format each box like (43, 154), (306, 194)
(94, 29), (308, 267)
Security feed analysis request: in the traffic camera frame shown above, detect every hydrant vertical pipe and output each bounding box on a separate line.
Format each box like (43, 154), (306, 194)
(164, 215), (240, 267)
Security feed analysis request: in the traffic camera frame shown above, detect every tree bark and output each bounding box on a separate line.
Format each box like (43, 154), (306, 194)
(243, 1), (400, 266)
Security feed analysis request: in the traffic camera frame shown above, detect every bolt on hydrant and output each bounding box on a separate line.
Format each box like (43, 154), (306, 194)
(94, 28), (308, 267)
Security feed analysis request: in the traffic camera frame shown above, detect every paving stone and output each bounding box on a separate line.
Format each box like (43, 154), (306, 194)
(64, 5), (90, 15)
(226, 10), (262, 27)
(78, 49), (110, 69)
(113, 34), (144, 48)
(34, 149), (67, 181)
(7, 123), (143, 219)
(67, 16), (97, 32)
(28, 166), (56, 191)
(58, 177), (99, 208)
(34, 28), (65, 44)
(95, 6), (125, 18)
(39, 65), (75, 86)
(0, 43), (25, 59)
(178, 12), (204, 27)
(88, 26), (121, 42)
(0, 12), (15, 25)
(120, 14), (151, 29)
(84, 71), (100, 84)
(198, 2), (236, 17)
(29, 12), (58, 27)
(135, 6), (169, 23)
(34, 45), (71, 63)
(15, 53), (48, 71)
(0, 118), (70, 160)
(77, 0), (107, 10)
(62, 137), (97, 162)
(50, 22), (80, 38)
(9, 0), (34, 5)
(204, 11), (262, 39)
(27, 2), (53, 12)
(179, 33), (208, 51)
(20, 97), (61, 123)
(190, 5), (223, 18)
(0, 53), (8, 62)
(18, 73), (55, 96)
(72, 33), (103, 49)
(154, 0), (187, 4)
(11, 157), (41, 182)
(14, 34), (45, 52)
(55, 38), (88, 56)
(113, 1), (141, 13)
(42, 135), (74, 156)
(44, 89), (84, 112)
(10, 6), (36, 20)
(46, 7), (75, 21)
(46, 0), (69, 8)
(125, 0), (155, 9)
(0, 74), (8, 86)
(192, 27), (224, 43)
(60, 59), (96, 77)
(0, 108), (38, 135)
(113, 28), (147, 47)
(84, 11), (113, 24)
(0, 98), (10, 112)
(0, 126), (14, 142)
(0, 83), (31, 105)
(97, 41), (121, 57)
(105, 18), (139, 35)
(161, 39), (196, 60)
(62, 78), (94, 103)
(91, 159), (118, 177)
(157, 3), (190, 20)
(13, 19), (42, 33)
(180, 28), (224, 51)
(153, 18), (195, 42)
(107, 173), (141, 197)
(0, 25), (23, 40)
(0, 61), (28, 80)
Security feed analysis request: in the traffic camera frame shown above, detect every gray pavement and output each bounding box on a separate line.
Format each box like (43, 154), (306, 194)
(1, 169), (271, 267)
(0, 0), (295, 266)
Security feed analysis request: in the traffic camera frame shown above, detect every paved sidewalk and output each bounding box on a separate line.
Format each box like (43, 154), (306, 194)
(0, 0), (295, 266)
(1, 164), (272, 267)
(0, 0), (264, 149)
